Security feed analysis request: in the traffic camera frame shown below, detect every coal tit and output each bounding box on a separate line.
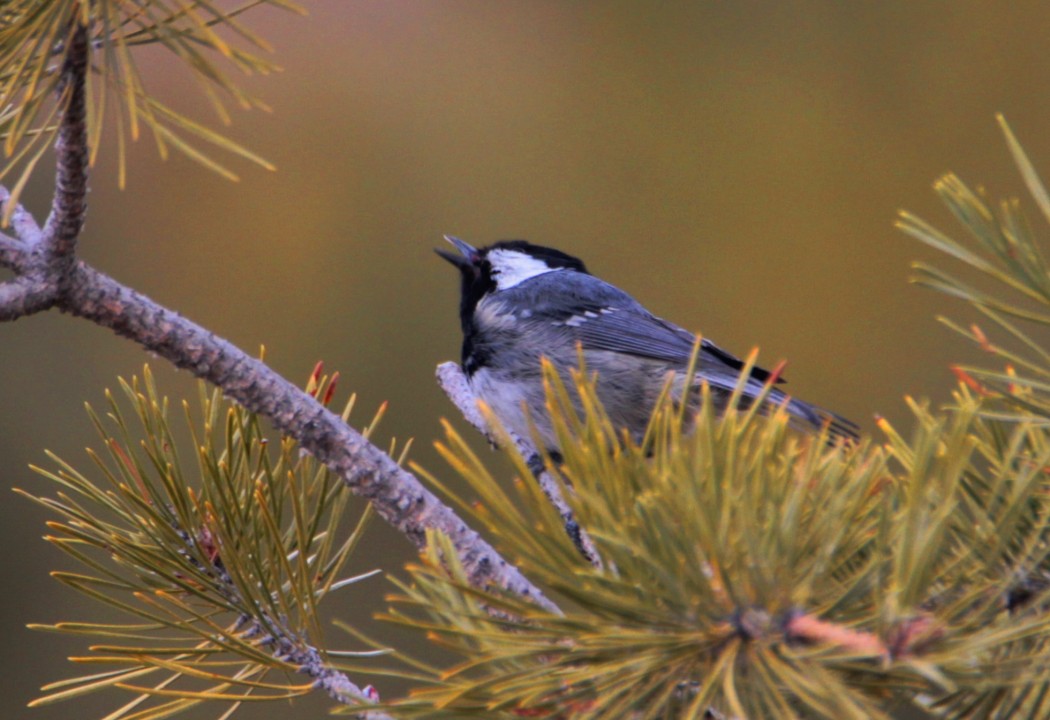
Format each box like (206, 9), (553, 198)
(437, 237), (857, 452)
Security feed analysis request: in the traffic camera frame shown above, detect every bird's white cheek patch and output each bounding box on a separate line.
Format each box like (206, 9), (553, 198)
(487, 249), (564, 290)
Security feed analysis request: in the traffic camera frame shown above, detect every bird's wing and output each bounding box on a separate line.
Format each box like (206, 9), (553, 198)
(567, 305), (858, 439)
(512, 272), (858, 441)
(518, 273), (777, 382)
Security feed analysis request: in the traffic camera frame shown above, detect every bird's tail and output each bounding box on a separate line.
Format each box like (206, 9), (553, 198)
(698, 371), (859, 444)
(774, 388), (859, 443)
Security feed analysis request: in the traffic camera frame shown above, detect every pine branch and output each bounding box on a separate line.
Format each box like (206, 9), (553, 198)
(0, 20), (557, 621)
(202, 527), (390, 717)
(245, 617), (386, 714)
(0, 16), (87, 317)
(42, 20), (88, 267)
(0, 273), (54, 319)
(24, 374), (394, 718)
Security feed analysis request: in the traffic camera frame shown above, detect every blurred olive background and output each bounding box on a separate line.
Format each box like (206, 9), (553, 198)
(4, 1), (1050, 718)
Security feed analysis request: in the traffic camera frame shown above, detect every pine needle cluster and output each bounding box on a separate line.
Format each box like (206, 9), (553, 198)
(1, 0), (296, 216)
(902, 116), (1050, 425)
(391, 364), (1050, 719)
(380, 121), (1050, 719)
(19, 365), (388, 718)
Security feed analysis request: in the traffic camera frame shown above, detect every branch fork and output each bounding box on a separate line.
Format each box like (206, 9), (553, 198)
(1, 17), (559, 712)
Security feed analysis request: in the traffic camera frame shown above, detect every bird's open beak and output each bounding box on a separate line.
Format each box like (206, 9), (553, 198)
(435, 235), (479, 269)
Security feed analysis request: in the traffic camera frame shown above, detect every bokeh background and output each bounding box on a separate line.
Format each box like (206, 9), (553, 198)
(4, 2), (1050, 718)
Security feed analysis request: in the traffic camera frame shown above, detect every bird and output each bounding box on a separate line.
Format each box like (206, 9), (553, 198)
(437, 236), (857, 453)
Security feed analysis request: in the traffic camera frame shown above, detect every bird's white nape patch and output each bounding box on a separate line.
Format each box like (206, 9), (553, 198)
(487, 248), (565, 290)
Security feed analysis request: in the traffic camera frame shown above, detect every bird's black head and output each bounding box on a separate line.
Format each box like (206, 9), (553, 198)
(436, 237), (588, 329)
